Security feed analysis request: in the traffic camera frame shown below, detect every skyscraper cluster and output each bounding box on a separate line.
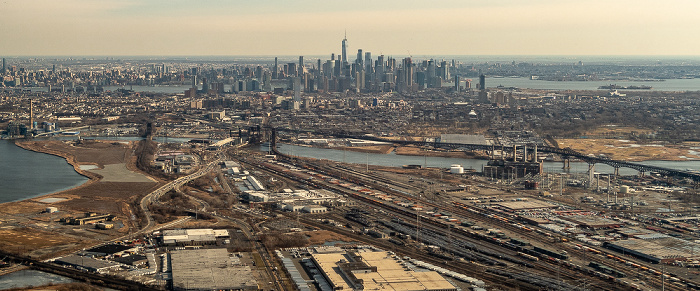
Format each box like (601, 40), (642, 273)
(263, 32), (460, 95)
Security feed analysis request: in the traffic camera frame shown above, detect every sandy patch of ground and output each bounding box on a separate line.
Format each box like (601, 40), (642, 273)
(305, 230), (355, 245)
(557, 138), (700, 161)
(37, 140), (131, 166)
(0, 228), (94, 259)
(337, 145), (394, 154)
(380, 136), (425, 142)
(88, 163), (155, 182)
(584, 125), (654, 136)
(395, 146), (488, 159)
(54, 182), (160, 214)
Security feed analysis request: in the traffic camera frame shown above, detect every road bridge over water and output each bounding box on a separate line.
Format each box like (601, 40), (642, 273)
(273, 128), (700, 182)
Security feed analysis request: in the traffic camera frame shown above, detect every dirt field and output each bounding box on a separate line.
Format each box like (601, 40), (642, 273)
(557, 138), (700, 161)
(305, 230), (355, 245)
(0, 139), (164, 258)
(52, 182), (160, 213)
(0, 228), (95, 259)
(395, 146), (489, 159)
(89, 164), (156, 182)
(337, 145), (394, 154)
(13, 140), (161, 217)
(21, 139), (131, 166)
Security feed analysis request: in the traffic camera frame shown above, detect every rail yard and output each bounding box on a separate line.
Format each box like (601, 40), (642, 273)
(225, 145), (699, 291)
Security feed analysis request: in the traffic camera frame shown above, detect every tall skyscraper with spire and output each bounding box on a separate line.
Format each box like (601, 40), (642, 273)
(341, 31), (348, 65)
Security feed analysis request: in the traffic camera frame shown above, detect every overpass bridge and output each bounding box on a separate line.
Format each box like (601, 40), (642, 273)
(33, 126), (90, 137)
(272, 128), (700, 182)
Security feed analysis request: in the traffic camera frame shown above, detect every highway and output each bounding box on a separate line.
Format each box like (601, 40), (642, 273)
(137, 152), (223, 234)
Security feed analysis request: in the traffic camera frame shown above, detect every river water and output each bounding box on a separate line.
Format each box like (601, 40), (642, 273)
(484, 77), (700, 91)
(271, 144), (700, 176)
(0, 139), (88, 204)
(20, 76), (700, 93)
(0, 270), (74, 290)
(0, 136), (197, 204)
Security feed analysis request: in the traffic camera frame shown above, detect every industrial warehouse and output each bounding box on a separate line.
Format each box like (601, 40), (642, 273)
(170, 248), (258, 291)
(492, 199), (558, 213)
(160, 228), (230, 246)
(244, 188), (348, 213)
(561, 215), (625, 229)
(605, 233), (700, 264)
(311, 250), (458, 291)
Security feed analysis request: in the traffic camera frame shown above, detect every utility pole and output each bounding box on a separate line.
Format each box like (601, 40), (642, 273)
(416, 195), (421, 246)
(366, 152), (369, 172)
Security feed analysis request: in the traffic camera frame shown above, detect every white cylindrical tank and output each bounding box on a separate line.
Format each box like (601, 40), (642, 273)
(450, 164), (464, 174)
(620, 185), (630, 194)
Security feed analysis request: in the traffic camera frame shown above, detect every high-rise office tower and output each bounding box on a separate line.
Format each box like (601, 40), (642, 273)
(341, 31), (348, 64)
(325, 60), (334, 79)
(427, 60), (436, 88)
(299, 56), (304, 72)
(454, 75), (460, 93)
(331, 53), (335, 61)
(334, 59), (341, 78)
(478, 74), (489, 104)
(440, 60), (449, 80)
(376, 55), (385, 83)
(402, 57), (413, 93)
(317, 59), (322, 78)
(273, 57), (278, 79)
(356, 49), (363, 66)
(364, 52), (372, 89)
(287, 63), (297, 77)
(1, 58), (5, 74)
(293, 77), (301, 101)
(364, 52), (372, 72)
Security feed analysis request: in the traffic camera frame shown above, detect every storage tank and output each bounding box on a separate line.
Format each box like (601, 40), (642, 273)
(450, 164), (464, 174)
(620, 185), (630, 194)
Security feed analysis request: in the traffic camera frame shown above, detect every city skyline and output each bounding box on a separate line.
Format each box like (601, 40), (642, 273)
(2, 0), (700, 56)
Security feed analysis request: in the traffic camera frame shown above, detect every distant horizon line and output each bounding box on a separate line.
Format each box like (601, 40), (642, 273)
(4, 54), (700, 59)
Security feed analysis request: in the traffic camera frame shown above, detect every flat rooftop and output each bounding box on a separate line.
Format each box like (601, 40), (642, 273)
(170, 249), (257, 290)
(55, 255), (120, 271)
(494, 200), (557, 211)
(562, 215), (624, 228)
(311, 250), (457, 291)
(609, 234), (700, 261)
(85, 244), (134, 255)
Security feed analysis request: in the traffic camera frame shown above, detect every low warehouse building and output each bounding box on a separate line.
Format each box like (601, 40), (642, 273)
(170, 249), (258, 291)
(605, 233), (700, 263)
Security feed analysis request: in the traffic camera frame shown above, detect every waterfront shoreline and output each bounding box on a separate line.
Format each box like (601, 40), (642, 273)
(10, 140), (100, 202)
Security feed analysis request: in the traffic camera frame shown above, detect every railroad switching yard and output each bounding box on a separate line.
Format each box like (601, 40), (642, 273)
(0, 126), (699, 291)
(4, 133), (700, 291)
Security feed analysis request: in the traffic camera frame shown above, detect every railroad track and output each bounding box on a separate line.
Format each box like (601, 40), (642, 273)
(315, 157), (688, 290)
(243, 157), (627, 290)
(297, 215), (543, 291)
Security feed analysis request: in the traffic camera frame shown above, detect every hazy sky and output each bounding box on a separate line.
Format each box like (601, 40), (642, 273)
(2, 0), (700, 56)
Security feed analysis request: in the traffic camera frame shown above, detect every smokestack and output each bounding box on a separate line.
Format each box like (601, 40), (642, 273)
(523, 145), (527, 163)
(513, 145), (517, 162)
(29, 99), (33, 130)
(533, 144), (538, 162)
